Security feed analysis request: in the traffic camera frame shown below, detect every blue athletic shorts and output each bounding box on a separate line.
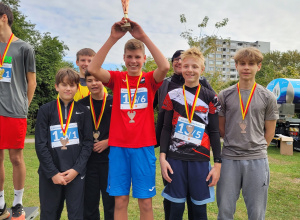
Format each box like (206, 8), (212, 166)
(162, 158), (215, 205)
(107, 146), (156, 199)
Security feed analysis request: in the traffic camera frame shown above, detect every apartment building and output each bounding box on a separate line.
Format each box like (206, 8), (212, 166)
(204, 39), (270, 80)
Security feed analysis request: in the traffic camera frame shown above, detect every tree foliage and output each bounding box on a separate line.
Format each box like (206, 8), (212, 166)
(179, 14), (229, 56)
(2, 0), (71, 133)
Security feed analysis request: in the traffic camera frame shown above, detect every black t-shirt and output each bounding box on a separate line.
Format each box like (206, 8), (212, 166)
(78, 94), (113, 163)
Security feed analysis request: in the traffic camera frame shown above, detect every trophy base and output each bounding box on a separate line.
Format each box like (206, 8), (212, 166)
(121, 22), (131, 31)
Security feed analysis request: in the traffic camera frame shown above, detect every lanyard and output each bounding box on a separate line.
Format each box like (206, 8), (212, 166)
(0, 33), (14, 67)
(237, 82), (256, 120)
(183, 84), (201, 123)
(90, 93), (107, 130)
(57, 98), (74, 136)
(126, 73), (143, 110)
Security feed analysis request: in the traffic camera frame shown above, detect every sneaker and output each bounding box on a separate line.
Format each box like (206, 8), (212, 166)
(11, 204), (25, 220)
(0, 203), (10, 220)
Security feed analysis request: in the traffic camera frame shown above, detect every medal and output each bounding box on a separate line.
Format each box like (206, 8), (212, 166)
(0, 33), (14, 68)
(90, 93), (107, 142)
(57, 98), (74, 150)
(237, 82), (256, 133)
(125, 73), (143, 123)
(183, 84), (201, 124)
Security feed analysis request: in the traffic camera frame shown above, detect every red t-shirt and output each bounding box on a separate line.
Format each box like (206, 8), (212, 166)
(104, 71), (162, 148)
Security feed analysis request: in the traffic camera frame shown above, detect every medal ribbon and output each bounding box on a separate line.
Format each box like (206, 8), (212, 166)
(0, 33), (14, 67)
(126, 73), (143, 110)
(183, 84), (201, 123)
(237, 82), (257, 120)
(57, 98), (74, 136)
(90, 93), (107, 130)
(78, 84), (90, 99)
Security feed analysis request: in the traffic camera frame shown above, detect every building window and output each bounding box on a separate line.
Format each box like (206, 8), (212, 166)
(230, 49), (236, 52)
(209, 67), (214, 71)
(238, 43), (243, 46)
(217, 48), (222, 51)
(209, 61), (214, 64)
(223, 48), (226, 52)
(230, 69), (236, 72)
(216, 54), (222, 58)
(208, 54), (214, 58)
(216, 61), (222, 65)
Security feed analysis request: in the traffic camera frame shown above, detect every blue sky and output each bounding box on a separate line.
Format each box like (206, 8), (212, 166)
(19, 0), (300, 70)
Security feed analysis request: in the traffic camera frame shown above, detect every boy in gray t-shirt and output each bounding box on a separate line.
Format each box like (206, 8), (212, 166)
(0, 3), (36, 220)
(217, 47), (278, 220)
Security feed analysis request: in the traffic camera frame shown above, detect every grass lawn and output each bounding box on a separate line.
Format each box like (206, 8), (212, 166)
(2, 144), (300, 219)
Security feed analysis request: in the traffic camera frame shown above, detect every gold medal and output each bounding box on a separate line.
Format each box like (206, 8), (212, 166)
(90, 94), (107, 141)
(237, 82), (256, 134)
(125, 73), (143, 123)
(183, 84), (201, 124)
(57, 98), (74, 150)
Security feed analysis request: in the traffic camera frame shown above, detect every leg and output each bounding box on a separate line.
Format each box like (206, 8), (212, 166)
(138, 198), (153, 220)
(0, 150), (4, 191)
(241, 159), (270, 220)
(163, 198), (171, 220)
(169, 202), (185, 220)
(217, 159), (242, 220)
(186, 192), (194, 220)
(39, 172), (64, 220)
(99, 162), (114, 220)
(192, 203), (207, 220)
(65, 175), (85, 220)
(114, 196), (129, 220)
(8, 149), (26, 190)
(84, 159), (101, 220)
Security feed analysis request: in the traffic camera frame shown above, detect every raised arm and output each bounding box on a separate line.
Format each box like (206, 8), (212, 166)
(128, 19), (169, 83)
(88, 20), (128, 83)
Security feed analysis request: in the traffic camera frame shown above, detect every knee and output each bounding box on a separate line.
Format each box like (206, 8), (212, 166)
(138, 198), (152, 213)
(115, 196), (129, 210)
(9, 154), (24, 167)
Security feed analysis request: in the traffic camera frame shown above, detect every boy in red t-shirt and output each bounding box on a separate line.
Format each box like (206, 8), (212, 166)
(88, 18), (169, 220)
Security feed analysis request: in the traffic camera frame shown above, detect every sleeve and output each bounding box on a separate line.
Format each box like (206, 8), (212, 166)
(148, 71), (163, 92)
(265, 92), (279, 121)
(207, 113), (221, 160)
(72, 107), (94, 174)
(103, 70), (117, 90)
(218, 91), (226, 117)
(35, 105), (59, 179)
(161, 94), (173, 111)
(153, 89), (159, 109)
(160, 109), (173, 154)
(25, 44), (36, 73)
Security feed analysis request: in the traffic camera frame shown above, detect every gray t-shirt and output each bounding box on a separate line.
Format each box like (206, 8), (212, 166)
(0, 39), (36, 118)
(218, 83), (279, 160)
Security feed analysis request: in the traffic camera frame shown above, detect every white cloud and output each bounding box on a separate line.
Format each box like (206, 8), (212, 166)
(18, 0), (300, 69)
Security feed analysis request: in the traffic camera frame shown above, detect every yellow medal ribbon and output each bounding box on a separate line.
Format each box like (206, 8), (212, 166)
(90, 93), (107, 130)
(237, 82), (257, 120)
(57, 98), (74, 136)
(183, 84), (201, 124)
(126, 73), (143, 110)
(0, 33), (14, 67)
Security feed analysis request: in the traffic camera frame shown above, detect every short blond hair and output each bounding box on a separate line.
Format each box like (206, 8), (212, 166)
(181, 47), (205, 68)
(234, 47), (263, 64)
(124, 39), (145, 54)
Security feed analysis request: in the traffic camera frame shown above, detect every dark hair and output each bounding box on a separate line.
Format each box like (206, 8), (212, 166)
(55, 68), (80, 85)
(76, 48), (96, 61)
(124, 39), (145, 54)
(0, 3), (13, 27)
(84, 70), (92, 79)
(171, 50), (183, 62)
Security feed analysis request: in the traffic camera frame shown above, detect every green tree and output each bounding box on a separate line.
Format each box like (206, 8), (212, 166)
(2, 0), (71, 133)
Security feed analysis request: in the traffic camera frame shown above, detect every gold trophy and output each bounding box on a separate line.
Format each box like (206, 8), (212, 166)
(121, 0), (131, 31)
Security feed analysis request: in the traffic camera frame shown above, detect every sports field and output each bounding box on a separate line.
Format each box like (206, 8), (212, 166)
(2, 142), (300, 219)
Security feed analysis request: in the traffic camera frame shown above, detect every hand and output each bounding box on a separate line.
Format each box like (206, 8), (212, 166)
(206, 163), (221, 187)
(61, 169), (79, 184)
(128, 19), (147, 41)
(160, 157), (173, 183)
(93, 139), (109, 153)
(110, 19), (128, 40)
(52, 173), (67, 185)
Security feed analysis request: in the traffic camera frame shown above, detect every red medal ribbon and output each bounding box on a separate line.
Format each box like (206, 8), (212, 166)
(183, 84), (201, 124)
(126, 73), (143, 110)
(237, 82), (257, 120)
(0, 33), (14, 67)
(90, 93), (107, 130)
(57, 98), (74, 136)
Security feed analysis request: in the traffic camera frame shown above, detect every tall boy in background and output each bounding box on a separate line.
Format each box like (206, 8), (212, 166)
(88, 18), (169, 220)
(0, 3), (36, 220)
